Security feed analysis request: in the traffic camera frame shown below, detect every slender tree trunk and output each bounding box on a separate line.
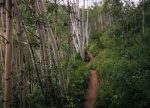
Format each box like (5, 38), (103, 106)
(35, 2), (52, 102)
(85, 0), (89, 45)
(3, 0), (13, 108)
(81, 0), (86, 59)
(13, 0), (25, 107)
(0, 11), (3, 91)
(100, 15), (103, 31)
(0, 0), (6, 92)
(23, 24), (45, 96)
(76, 0), (84, 59)
(38, 0), (66, 91)
(66, 0), (73, 90)
(54, 0), (57, 37)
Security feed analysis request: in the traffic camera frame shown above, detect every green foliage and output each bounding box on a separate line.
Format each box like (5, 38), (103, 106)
(27, 86), (46, 108)
(65, 55), (89, 108)
(89, 28), (150, 108)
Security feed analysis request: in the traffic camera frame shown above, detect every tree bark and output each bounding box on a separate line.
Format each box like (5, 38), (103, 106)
(13, 0), (25, 107)
(0, 0), (6, 92)
(66, 0), (73, 91)
(3, 0), (13, 108)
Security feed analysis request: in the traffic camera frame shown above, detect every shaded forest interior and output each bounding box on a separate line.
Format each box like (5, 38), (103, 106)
(0, 0), (150, 108)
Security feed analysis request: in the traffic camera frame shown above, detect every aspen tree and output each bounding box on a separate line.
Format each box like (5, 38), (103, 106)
(37, 0), (65, 91)
(85, 0), (89, 45)
(3, 0), (13, 108)
(0, 9), (3, 91)
(13, 0), (25, 107)
(66, 0), (73, 90)
(0, 0), (5, 91)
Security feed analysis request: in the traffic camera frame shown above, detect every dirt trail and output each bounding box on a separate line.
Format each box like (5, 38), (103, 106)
(85, 51), (99, 108)
(86, 51), (95, 68)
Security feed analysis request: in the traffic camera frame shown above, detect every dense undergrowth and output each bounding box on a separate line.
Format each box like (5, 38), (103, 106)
(88, 28), (150, 108)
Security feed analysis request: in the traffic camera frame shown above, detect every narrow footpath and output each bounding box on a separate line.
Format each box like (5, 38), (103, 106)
(85, 51), (99, 108)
